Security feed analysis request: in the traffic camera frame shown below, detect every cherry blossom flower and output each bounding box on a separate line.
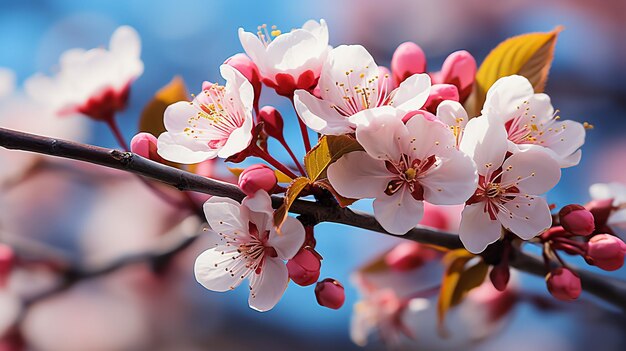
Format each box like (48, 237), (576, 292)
(25, 26), (143, 122)
(294, 45), (431, 135)
(435, 100), (468, 148)
(327, 107), (477, 234)
(481, 75), (585, 168)
(458, 116), (561, 253)
(194, 191), (305, 312)
(589, 182), (626, 229)
(238, 20), (329, 96)
(157, 65), (254, 164)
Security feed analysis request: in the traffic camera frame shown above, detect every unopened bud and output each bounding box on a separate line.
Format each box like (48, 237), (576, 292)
(315, 278), (345, 309)
(559, 204), (595, 236)
(131, 132), (165, 163)
(385, 242), (437, 271)
(585, 234), (626, 271)
(287, 248), (321, 286)
(0, 244), (15, 287)
(258, 106), (285, 142)
(238, 164), (277, 196)
(225, 53), (262, 110)
(585, 198), (614, 230)
(423, 84), (459, 113)
(489, 264), (510, 292)
(436, 50), (476, 101)
(546, 267), (581, 301)
(391, 42), (426, 87)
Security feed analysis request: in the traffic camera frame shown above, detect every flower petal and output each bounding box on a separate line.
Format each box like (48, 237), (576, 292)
(501, 150), (561, 195)
(319, 45), (378, 105)
(459, 116), (508, 177)
(238, 28), (267, 72)
(157, 132), (217, 164)
(391, 73), (431, 111)
(459, 203), (503, 254)
(216, 117), (253, 158)
(248, 257), (289, 312)
(499, 196), (552, 240)
(194, 248), (243, 292)
(352, 106), (408, 160)
(294, 90), (353, 135)
(268, 216), (305, 260)
(109, 25), (141, 59)
(373, 189), (424, 235)
(436, 100), (468, 129)
(221, 64), (255, 114)
(403, 112), (456, 161)
(483, 75), (534, 123)
(420, 150), (477, 205)
(242, 190), (274, 233)
(203, 196), (249, 235)
(327, 151), (394, 199)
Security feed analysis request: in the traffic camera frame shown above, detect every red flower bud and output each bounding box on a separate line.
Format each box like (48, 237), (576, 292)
(585, 234), (626, 271)
(224, 53), (262, 111)
(0, 244), (15, 287)
(585, 198), (614, 231)
(546, 267), (581, 301)
(315, 278), (345, 310)
(559, 204), (595, 236)
(238, 164), (277, 196)
(258, 106), (285, 142)
(130, 132), (165, 163)
(384, 242), (437, 271)
(490, 264), (510, 292)
(436, 50), (476, 102)
(391, 42), (426, 87)
(287, 248), (321, 286)
(422, 83), (459, 113)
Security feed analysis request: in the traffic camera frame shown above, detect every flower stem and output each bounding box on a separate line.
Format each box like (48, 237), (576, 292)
(251, 144), (299, 179)
(280, 139), (306, 176)
(289, 96), (312, 152)
(105, 118), (129, 151)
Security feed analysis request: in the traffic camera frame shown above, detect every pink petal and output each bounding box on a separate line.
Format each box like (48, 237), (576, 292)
(390, 73), (431, 111)
(499, 196), (552, 240)
(420, 150), (477, 205)
(352, 106), (409, 160)
(459, 203), (503, 254)
(459, 116), (508, 177)
(194, 248), (243, 292)
(203, 196), (249, 236)
(327, 151), (393, 199)
(248, 257), (289, 312)
(373, 189), (425, 235)
(293, 90), (353, 135)
(268, 216), (306, 260)
(501, 150), (561, 195)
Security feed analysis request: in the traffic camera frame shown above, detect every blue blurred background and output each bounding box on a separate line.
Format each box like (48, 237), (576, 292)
(1, 0), (625, 350)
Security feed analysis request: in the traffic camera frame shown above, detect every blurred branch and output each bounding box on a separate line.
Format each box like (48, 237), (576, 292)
(2, 127), (626, 311)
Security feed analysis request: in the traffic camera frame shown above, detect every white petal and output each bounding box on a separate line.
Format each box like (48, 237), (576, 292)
(483, 75), (534, 123)
(391, 73), (431, 111)
(109, 26), (141, 59)
(353, 106), (408, 160)
(221, 64), (255, 114)
(436, 100), (468, 129)
(203, 196), (249, 235)
(293, 90), (353, 135)
(265, 29), (319, 72)
(238, 28), (267, 72)
(268, 216), (305, 260)
(459, 116), (508, 177)
(589, 183), (613, 200)
(459, 203), (503, 254)
(194, 248), (243, 292)
(156, 132), (217, 164)
(319, 45), (378, 104)
(499, 196), (552, 240)
(248, 257), (289, 312)
(216, 117), (253, 158)
(420, 150), (477, 205)
(242, 190), (274, 233)
(327, 151), (393, 199)
(163, 100), (196, 132)
(501, 150), (561, 194)
(373, 189), (424, 235)
(403, 112), (456, 161)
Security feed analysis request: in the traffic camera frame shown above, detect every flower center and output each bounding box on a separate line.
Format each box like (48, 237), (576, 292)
(256, 24), (282, 47)
(384, 154), (438, 200)
(329, 69), (392, 116)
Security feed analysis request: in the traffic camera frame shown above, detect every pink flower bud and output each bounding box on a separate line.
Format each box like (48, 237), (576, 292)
(546, 267), (581, 301)
(315, 278), (345, 310)
(585, 198), (614, 230)
(0, 244), (15, 286)
(225, 53), (262, 111)
(585, 234), (626, 271)
(258, 106), (285, 142)
(391, 42), (426, 87)
(436, 50), (476, 102)
(489, 264), (510, 292)
(238, 164), (277, 196)
(384, 242), (437, 271)
(287, 248), (321, 286)
(422, 83), (459, 113)
(559, 204), (595, 236)
(131, 132), (165, 163)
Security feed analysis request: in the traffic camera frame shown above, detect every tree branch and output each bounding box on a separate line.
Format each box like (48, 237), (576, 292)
(2, 126), (626, 311)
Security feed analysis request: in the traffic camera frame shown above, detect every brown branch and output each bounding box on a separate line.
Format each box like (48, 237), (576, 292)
(2, 126), (626, 311)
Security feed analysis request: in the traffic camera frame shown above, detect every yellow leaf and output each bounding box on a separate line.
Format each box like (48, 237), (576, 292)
(273, 177), (310, 229)
(437, 250), (487, 336)
(139, 76), (188, 136)
(465, 27), (562, 116)
(227, 167), (293, 183)
(304, 135), (363, 182)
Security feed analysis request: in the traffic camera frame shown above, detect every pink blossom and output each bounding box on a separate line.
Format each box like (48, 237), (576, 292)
(458, 116), (561, 253)
(238, 164), (277, 196)
(430, 50), (477, 102)
(327, 107), (477, 234)
(423, 83), (459, 113)
(130, 133), (164, 163)
(195, 191), (305, 311)
(286, 248), (321, 286)
(559, 204), (595, 236)
(585, 234), (626, 271)
(315, 278), (345, 309)
(390, 42), (426, 87)
(157, 65), (254, 164)
(224, 53), (262, 111)
(546, 267), (581, 301)
(294, 45), (431, 135)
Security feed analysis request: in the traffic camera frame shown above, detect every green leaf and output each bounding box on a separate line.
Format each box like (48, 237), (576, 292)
(273, 177), (310, 230)
(437, 249), (487, 336)
(139, 76), (188, 136)
(304, 135), (363, 181)
(465, 27), (562, 116)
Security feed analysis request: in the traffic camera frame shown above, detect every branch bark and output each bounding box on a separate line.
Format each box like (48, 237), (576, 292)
(2, 126), (626, 311)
